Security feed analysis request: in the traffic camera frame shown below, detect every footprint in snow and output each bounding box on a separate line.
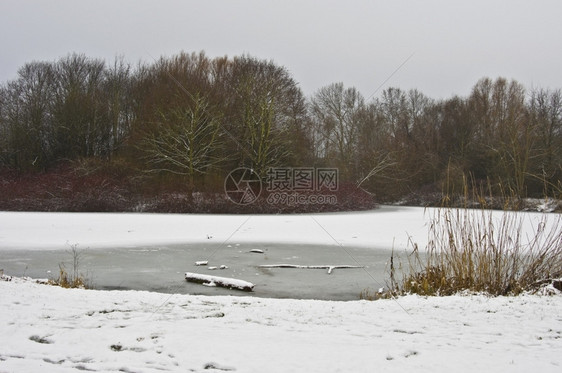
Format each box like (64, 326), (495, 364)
(29, 335), (53, 344)
(204, 362), (236, 371)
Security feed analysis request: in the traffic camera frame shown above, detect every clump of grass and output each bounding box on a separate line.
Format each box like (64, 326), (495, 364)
(359, 288), (396, 301)
(49, 264), (88, 289)
(397, 207), (562, 296)
(48, 244), (92, 289)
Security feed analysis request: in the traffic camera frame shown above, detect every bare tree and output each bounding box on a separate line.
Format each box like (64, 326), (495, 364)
(528, 88), (562, 194)
(378, 87), (408, 142)
(0, 62), (56, 170)
(101, 56), (134, 157)
(222, 55), (304, 175)
(486, 78), (529, 196)
(140, 94), (225, 196)
(0, 85), (10, 167)
(51, 54), (107, 159)
(310, 82), (365, 178)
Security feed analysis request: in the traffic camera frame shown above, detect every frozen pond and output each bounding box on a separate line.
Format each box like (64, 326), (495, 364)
(0, 206), (433, 300)
(0, 243), (398, 301)
(2, 206), (555, 300)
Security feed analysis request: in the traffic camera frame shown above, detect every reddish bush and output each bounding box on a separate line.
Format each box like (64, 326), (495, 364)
(0, 164), (377, 214)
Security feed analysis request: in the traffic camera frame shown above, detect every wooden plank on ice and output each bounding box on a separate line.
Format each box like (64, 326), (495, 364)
(185, 272), (255, 292)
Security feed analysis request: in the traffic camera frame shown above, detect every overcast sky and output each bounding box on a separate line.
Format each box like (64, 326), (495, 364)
(1, 0), (561, 100)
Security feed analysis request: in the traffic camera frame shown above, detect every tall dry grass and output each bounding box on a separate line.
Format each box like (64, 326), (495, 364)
(397, 207), (562, 296)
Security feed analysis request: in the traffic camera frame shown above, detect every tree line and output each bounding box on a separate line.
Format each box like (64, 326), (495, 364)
(1, 51), (561, 201)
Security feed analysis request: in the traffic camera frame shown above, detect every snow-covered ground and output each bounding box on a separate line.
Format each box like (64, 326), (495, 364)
(1, 276), (561, 372)
(1, 206), (561, 372)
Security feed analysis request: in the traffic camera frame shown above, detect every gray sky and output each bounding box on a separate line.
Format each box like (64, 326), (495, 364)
(1, 0), (561, 100)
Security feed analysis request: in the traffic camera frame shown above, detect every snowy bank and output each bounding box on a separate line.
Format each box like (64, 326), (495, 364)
(1, 277), (561, 372)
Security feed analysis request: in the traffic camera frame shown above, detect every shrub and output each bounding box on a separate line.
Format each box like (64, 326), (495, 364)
(0, 164), (377, 213)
